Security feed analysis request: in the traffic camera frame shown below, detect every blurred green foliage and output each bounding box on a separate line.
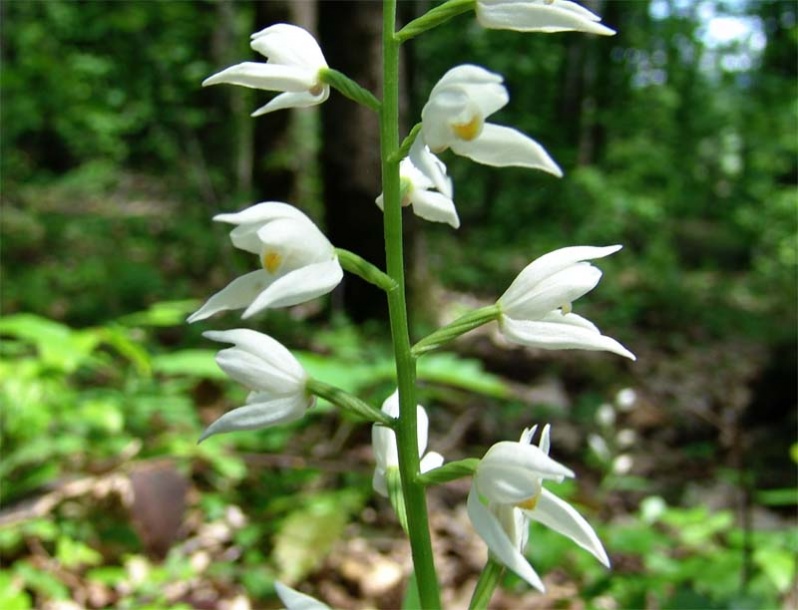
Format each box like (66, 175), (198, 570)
(1, 0), (796, 608)
(1, 312), (794, 608)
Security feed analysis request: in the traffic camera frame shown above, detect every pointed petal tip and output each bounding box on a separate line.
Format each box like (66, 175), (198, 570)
(197, 428), (214, 444)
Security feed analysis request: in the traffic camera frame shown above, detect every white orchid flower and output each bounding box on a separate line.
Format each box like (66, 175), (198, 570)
(497, 245), (635, 359)
(421, 64), (562, 176)
(467, 425), (610, 591)
(274, 582), (331, 610)
(188, 202), (343, 322)
(203, 24), (329, 116)
(199, 329), (313, 442)
(476, 0), (616, 36)
(376, 139), (459, 228)
(372, 390), (444, 497)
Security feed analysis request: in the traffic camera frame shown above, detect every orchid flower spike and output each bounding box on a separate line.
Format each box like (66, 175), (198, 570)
(476, 0), (616, 36)
(274, 582), (331, 610)
(421, 64), (562, 176)
(199, 329), (313, 442)
(376, 139), (459, 228)
(203, 24), (329, 116)
(372, 390), (444, 497)
(467, 424), (610, 591)
(497, 245), (635, 359)
(188, 202), (343, 322)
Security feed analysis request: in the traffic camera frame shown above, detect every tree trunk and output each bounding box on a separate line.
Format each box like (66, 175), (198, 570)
(319, 1), (387, 322)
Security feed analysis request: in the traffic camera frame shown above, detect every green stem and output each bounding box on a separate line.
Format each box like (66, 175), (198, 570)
(335, 247), (397, 293)
(381, 1), (441, 608)
(319, 68), (381, 112)
(468, 559), (504, 610)
(412, 304), (501, 357)
(396, 0), (476, 43)
(306, 379), (395, 426)
(390, 122), (422, 163)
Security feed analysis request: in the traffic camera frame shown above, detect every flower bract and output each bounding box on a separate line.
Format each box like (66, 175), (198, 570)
(203, 23), (329, 116)
(376, 139), (459, 228)
(497, 245), (635, 359)
(467, 425), (610, 591)
(188, 202), (343, 322)
(372, 390), (444, 497)
(476, 0), (616, 36)
(421, 64), (562, 176)
(198, 329), (312, 442)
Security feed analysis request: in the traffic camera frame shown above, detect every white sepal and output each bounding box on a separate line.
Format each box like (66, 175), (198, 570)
(476, 0), (616, 36)
(203, 23), (329, 116)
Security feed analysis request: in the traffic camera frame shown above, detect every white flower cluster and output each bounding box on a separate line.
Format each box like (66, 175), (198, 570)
(191, 3), (628, 605)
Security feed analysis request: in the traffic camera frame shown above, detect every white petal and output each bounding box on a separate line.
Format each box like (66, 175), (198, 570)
(527, 489), (610, 567)
(373, 391), (431, 467)
(409, 139), (452, 198)
(198, 393), (308, 442)
(215, 201), (309, 227)
(401, 156), (434, 190)
(519, 425), (538, 445)
(373, 392), (400, 470)
(187, 270), (271, 322)
(250, 24), (328, 71)
(242, 259), (343, 316)
(372, 467), (388, 497)
(421, 89), (471, 152)
(501, 263), (603, 320)
(203, 62), (317, 91)
(477, 441), (574, 504)
(428, 64), (509, 119)
(372, 422), (398, 471)
(203, 328), (307, 386)
(430, 65), (506, 106)
(252, 87), (329, 116)
(499, 245), (622, 311)
(274, 581), (332, 610)
(451, 123), (563, 175)
(420, 451), (445, 473)
(477, 1), (616, 36)
(467, 486), (545, 591)
(255, 217), (333, 269)
(539, 424), (551, 455)
(410, 190), (460, 229)
(216, 202), (310, 254)
(500, 314), (636, 360)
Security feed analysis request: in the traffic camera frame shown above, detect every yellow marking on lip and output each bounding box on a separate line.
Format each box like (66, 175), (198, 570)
(561, 302), (572, 315)
(262, 251), (282, 273)
(452, 115), (482, 141)
(517, 495), (540, 511)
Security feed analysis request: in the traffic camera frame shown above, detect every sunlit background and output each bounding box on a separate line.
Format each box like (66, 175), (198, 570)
(1, 1), (796, 608)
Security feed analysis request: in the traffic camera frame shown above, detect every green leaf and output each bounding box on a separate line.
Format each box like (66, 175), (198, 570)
(418, 458), (479, 486)
(13, 562), (70, 600)
(55, 536), (103, 569)
(273, 490), (364, 585)
(756, 487), (797, 507)
(295, 352), (394, 395)
(117, 300), (199, 327)
(0, 572), (32, 610)
(0, 314), (101, 373)
(754, 546), (797, 593)
(417, 353), (508, 398)
(401, 571), (421, 610)
(151, 349), (224, 379)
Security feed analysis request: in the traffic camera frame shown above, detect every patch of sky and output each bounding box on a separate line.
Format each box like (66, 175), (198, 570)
(647, 0), (766, 78)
